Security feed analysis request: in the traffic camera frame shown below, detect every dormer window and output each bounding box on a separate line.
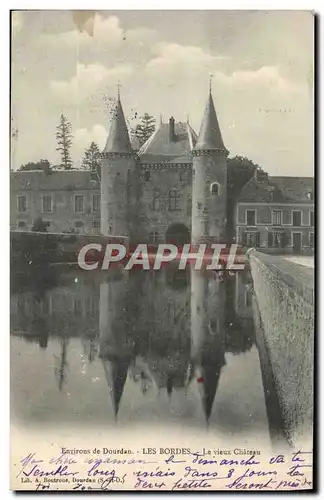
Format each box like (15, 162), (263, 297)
(210, 182), (220, 195)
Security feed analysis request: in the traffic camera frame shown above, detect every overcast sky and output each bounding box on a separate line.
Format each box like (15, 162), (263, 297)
(11, 10), (314, 175)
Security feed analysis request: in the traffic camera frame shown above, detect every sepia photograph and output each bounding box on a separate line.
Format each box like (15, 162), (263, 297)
(10, 9), (314, 491)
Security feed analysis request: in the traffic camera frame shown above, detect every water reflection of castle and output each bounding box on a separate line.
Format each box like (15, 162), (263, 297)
(10, 267), (254, 422)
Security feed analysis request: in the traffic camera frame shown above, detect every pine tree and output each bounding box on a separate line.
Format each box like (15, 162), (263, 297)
(81, 141), (101, 171)
(56, 114), (73, 170)
(134, 113), (156, 146)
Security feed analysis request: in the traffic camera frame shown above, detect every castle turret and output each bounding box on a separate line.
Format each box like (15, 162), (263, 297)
(189, 268), (226, 423)
(102, 358), (130, 418)
(191, 86), (229, 243)
(99, 278), (134, 419)
(100, 91), (136, 237)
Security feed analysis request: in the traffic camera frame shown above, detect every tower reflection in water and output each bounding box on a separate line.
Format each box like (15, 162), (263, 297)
(11, 264), (256, 427)
(97, 265), (254, 423)
(188, 269), (226, 422)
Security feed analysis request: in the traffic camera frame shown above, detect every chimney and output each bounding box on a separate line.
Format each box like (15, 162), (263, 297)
(254, 167), (268, 183)
(169, 116), (175, 142)
(43, 160), (51, 175)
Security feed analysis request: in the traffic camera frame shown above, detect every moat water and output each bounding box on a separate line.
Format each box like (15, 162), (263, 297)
(10, 264), (284, 443)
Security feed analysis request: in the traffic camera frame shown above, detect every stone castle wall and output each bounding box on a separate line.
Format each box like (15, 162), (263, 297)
(135, 163), (193, 242)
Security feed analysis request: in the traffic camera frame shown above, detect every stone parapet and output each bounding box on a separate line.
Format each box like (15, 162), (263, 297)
(249, 251), (314, 448)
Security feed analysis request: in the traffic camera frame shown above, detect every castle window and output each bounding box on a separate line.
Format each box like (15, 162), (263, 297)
(75, 195), (84, 213)
(243, 231), (255, 247)
(149, 231), (159, 242)
(92, 194), (100, 212)
(243, 231), (259, 247)
(168, 189), (180, 211)
(310, 232), (314, 248)
(310, 211), (314, 227)
(268, 231), (284, 248)
(180, 171), (185, 182)
(92, 220), (100, 228)
(272, 210), (282, 225)
(197, 202), (202, 210)
(18, 220), (26, 229)
(152, 189), (160, 211)
(246, 210), (256, 226)
(210, 182), (220, 195)
(144, 171), (150, 181)
(292, 210), (301, 226)
(42, 195), (52, 213)
(17, 195), (27, 212)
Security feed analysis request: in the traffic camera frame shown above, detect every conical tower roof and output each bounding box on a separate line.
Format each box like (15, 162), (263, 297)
(195, 90), (226, 152)
(197, 345), (226, 422)
(102, 358), (129, 418)
(166, 375), (173, 399)
(198, 364), (222, 422)
(103, 95), (132, 154)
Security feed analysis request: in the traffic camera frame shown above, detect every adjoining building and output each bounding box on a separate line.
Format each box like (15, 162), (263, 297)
(10, 88), (314, 252)
(11, 169), (101, 234)
(235, 172), (314, 253)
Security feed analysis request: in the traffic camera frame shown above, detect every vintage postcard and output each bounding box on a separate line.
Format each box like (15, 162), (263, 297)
(10, 10), (315, 491)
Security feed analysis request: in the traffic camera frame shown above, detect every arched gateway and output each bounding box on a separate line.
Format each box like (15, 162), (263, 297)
(165, 223), (191, 246)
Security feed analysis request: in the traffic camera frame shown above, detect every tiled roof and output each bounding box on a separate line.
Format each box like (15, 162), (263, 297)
(270, 176), (314, 202)
(237, 176), (287, 203)
(139, 155), (192, 165)
(195, 91), (226, 152)
(131, 135), (142, 151)
(138, 121), (197, 164)
(237, 174), (314, 203)
(103, 96), (132, 154)
(11, 170), (100, 191)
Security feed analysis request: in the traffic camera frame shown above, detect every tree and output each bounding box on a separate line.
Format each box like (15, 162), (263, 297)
(19, 159), (51, 172)
(227, 156), (259, 197)
(81, 141), (101, 171)
(226, 156), (260, 241)
(56, 114), (73, 170)
(133, 113), (156, 146)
